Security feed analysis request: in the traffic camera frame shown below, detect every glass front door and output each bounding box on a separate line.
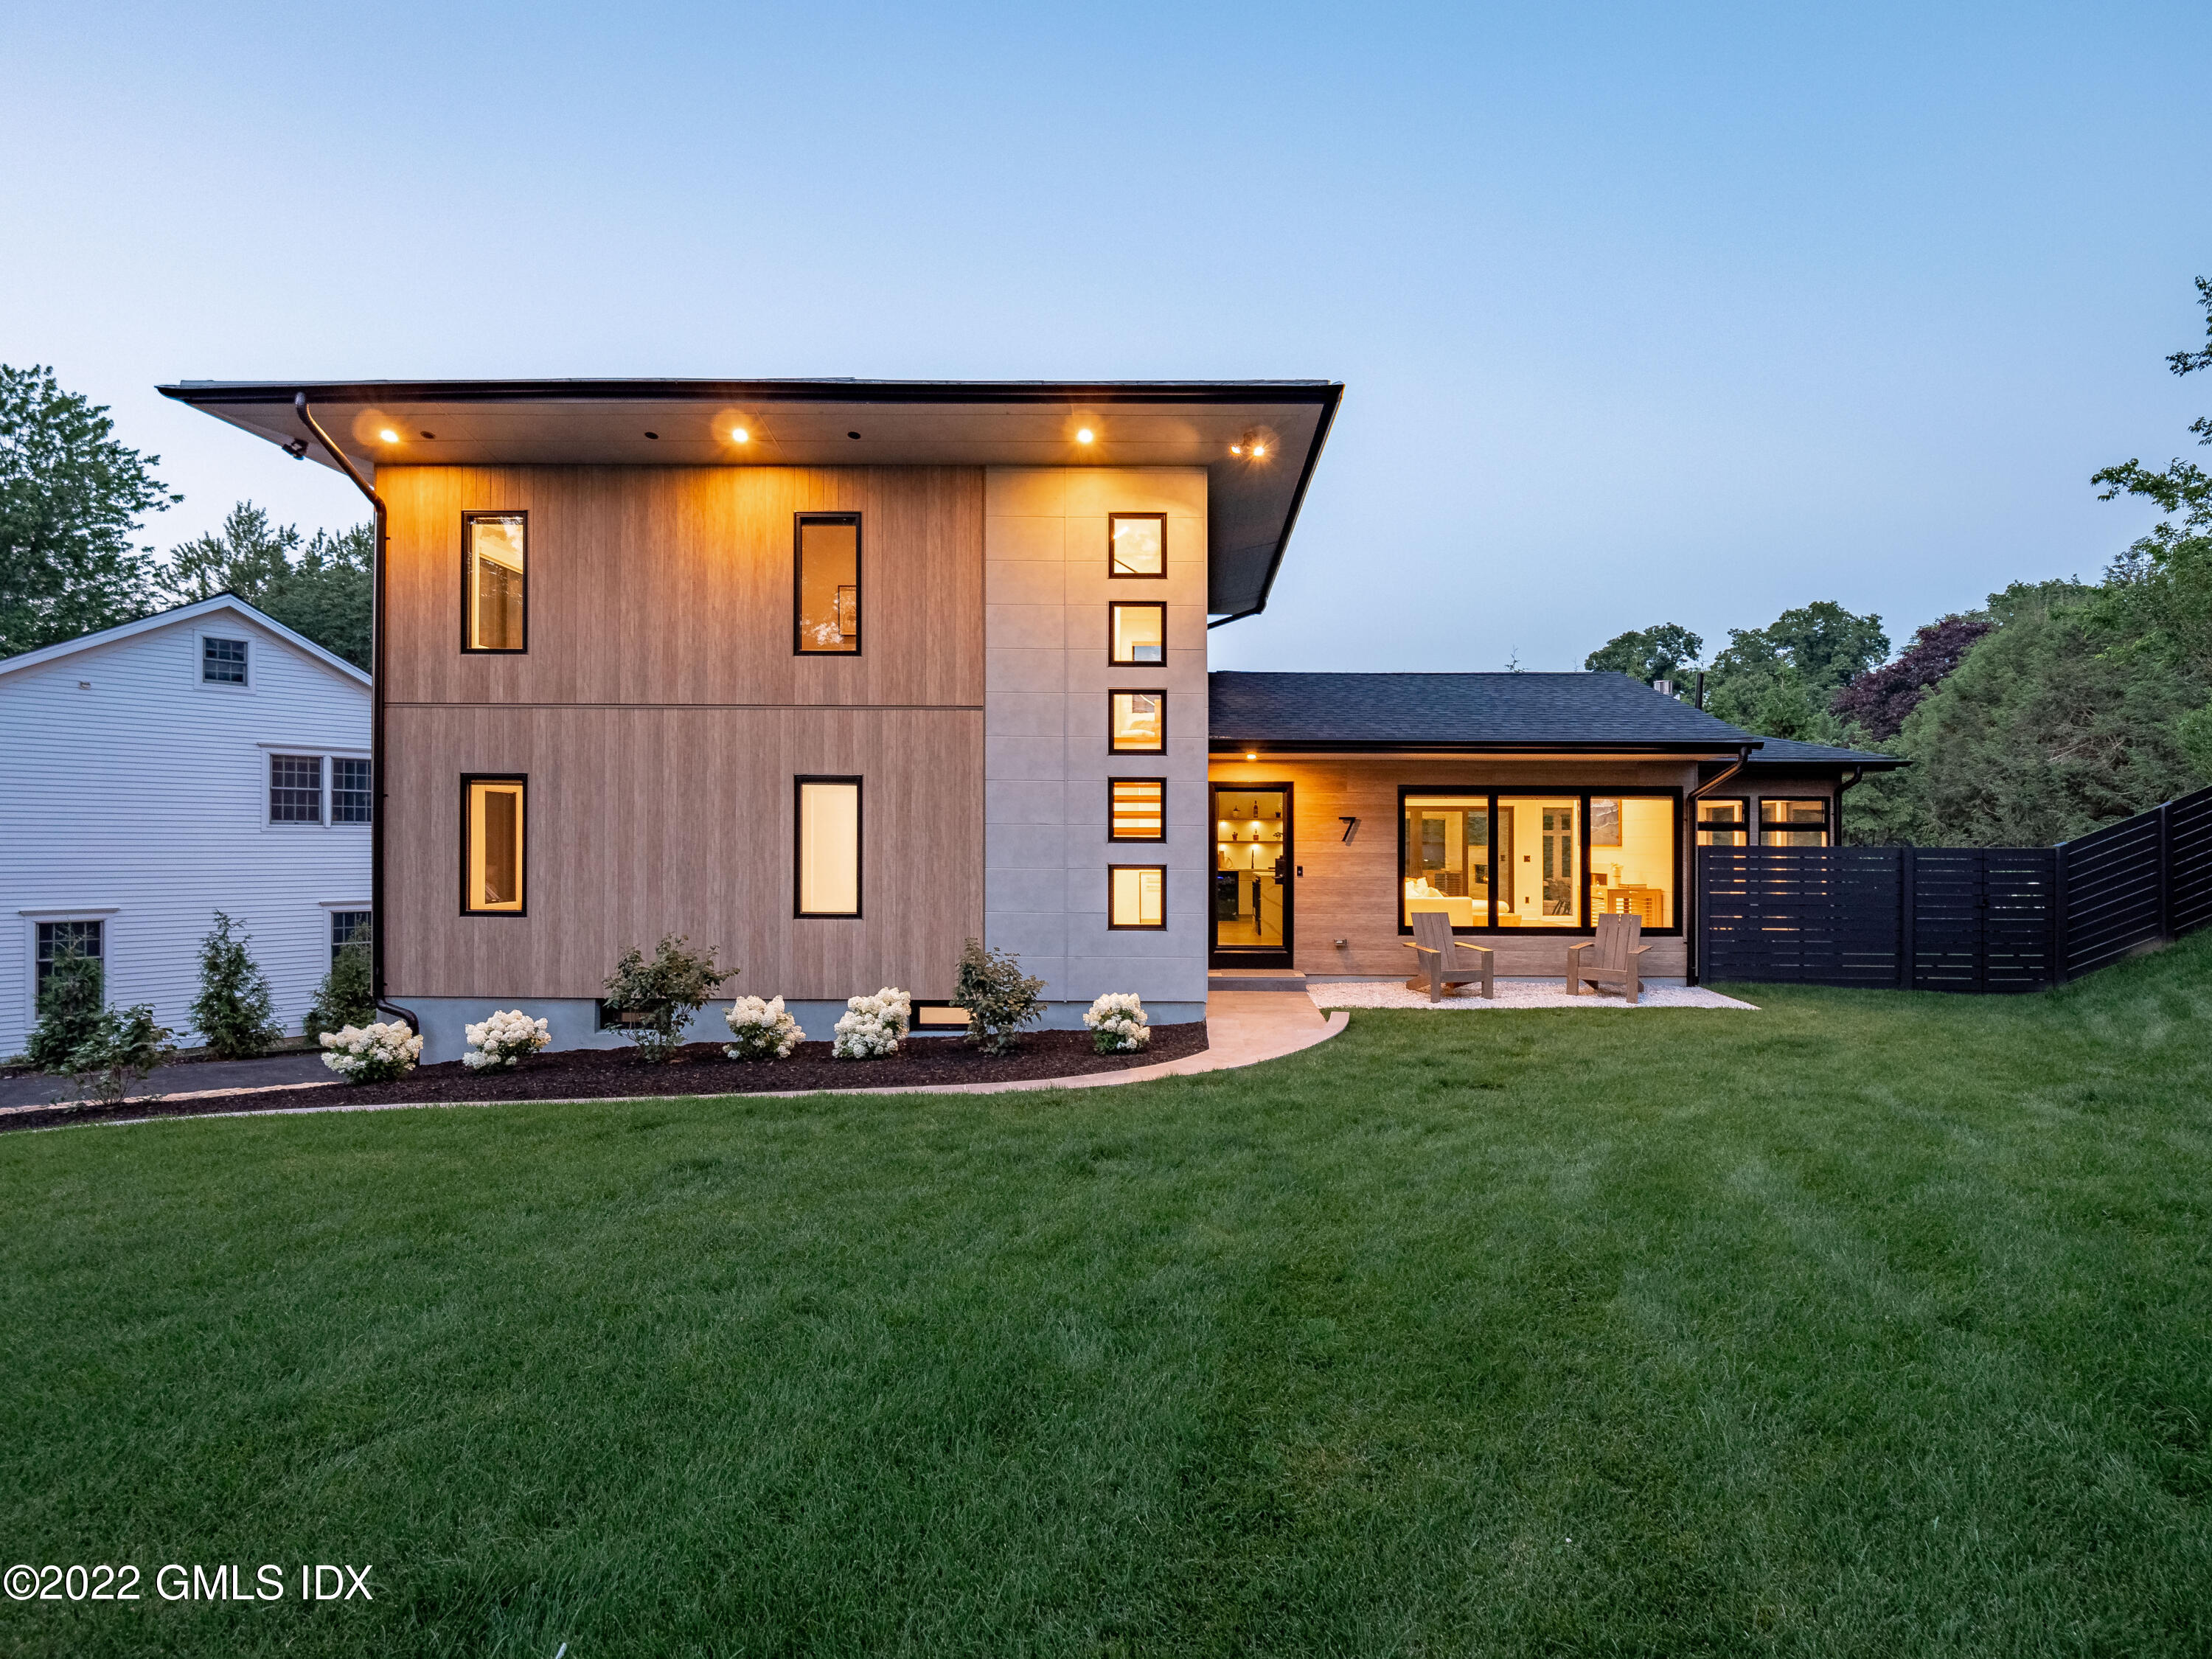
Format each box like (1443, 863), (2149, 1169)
(1212, 785), (1293, 966)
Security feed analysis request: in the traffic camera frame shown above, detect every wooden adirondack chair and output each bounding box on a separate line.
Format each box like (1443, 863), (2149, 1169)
(1566, 913), (1652, 1003)
(1402, 909), (1495, 1001)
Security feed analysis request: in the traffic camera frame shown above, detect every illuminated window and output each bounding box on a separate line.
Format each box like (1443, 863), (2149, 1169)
(1760, 798), (1830, 846)
(1496, 796), (1581, 926)
(1110, 777), (1166, 841)
(1108, 865), (1166, 928)
(1109, 690), (1165, 753)
(1109, 602), (1166, 665)
(796, 777), (862, 916)
(1590, 796), (1674, 928)
(795, 515), (861, 654)
(464, 776), (526, 914)
(270, 755), (323, 824)
(464, 512), (526, 652)
(1401, 796), (1491, 928)
(201, 636), (248, 684)
(1696, 799), (1748, 846)
(1108, 512), (1165, 577)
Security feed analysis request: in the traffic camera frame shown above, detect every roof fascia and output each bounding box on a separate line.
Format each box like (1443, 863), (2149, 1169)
(158, 378), (1343, 409)
(0, 594), (370, 689)
(1208, 740), (1761, 759)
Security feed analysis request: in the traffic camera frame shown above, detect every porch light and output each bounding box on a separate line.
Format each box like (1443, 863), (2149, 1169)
(1229, 444), (1242, 456)
(1076, 428), (1095, 445)
(378, 428), (399, 443)
(1245, 751), (1257, 761)
(731, 427), (750, 444)
(1251, 443), (1266, 457)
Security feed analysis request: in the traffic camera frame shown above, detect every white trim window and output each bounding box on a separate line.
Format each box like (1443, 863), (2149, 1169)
(269, 754), (324, 824)
(200, 633), (250, 686)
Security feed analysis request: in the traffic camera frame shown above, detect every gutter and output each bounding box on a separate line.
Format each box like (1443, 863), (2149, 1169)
(293, 393), (420, 1037)
(1691, 744), (1757, 799)
(1207, 382), (1345, 628)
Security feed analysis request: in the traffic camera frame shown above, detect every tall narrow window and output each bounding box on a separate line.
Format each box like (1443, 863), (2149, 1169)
(1108, 866), (1166, 928)
(464, 776), (526, 914)
(1109, 602), (1166, 665)
(1590, 796), (1675, 928)
(1108, 512), (1166, 577)
(1110, 777), (1166, 841)
(1495, 796), (1581, 925)
(795, 515), (861, 654)
(331, 758), (373, 824)
(35, 920), (102, 993)
(1109, 690), (1166, 754)
(270, 755), (323, 824)
(796, 777), (862, 917)
(202, 637), (248, 684)
(1760, 798), (1830, 846)
(465, 512), (527, 652)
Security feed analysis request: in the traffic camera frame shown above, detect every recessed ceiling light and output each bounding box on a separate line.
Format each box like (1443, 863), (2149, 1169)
(731, 428), (749, 443)
(1229, 444), (1243, 456)
(419, 430), (435, 439)
(1252, 444), (1267, 457)
(644, 431), (660, 439)
(1245, 751), (1258, 761)
(1076, 428), (1094, 444)
(378, 428), (399, 443)
(847, 431), (861, 440)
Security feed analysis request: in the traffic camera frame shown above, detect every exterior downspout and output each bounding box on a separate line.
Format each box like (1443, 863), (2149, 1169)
(1685, 744), (1756, 986)
(293, 393), (419, 1036)
(1836, 764), (1863, 845)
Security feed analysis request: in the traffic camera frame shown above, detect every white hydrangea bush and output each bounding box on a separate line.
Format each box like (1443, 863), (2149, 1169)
(724, 994), (804, 1061)
(319, 1020), (423, 1084)
(832, 987), (911, 1060)
(462, 1009), (552, 1070)
(1085, 992), (1151, 1055)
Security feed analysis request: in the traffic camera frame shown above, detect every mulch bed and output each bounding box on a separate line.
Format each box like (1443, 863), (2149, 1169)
(1, 1023), (1208, 1134)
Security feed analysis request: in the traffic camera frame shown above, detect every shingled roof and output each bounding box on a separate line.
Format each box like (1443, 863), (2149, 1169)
(1208, 671), (1899, 765)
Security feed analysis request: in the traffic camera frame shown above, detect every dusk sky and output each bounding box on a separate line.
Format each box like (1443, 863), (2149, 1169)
(6, 1), (2208, 672)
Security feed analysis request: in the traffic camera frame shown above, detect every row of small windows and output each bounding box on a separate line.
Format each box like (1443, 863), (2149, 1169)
(270, 756), (372, 825)
(1105, 519), (1169, 926)
(460, 776), (1174, 930)
(1695, 798), (1832, 847)
(459, 512), (1174, 655)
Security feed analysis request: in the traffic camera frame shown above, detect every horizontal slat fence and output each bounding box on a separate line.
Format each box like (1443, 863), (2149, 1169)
(1697, 782), (2212, 993)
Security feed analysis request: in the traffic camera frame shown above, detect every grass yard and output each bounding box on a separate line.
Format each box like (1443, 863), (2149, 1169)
(4, 943), (2211, 1656)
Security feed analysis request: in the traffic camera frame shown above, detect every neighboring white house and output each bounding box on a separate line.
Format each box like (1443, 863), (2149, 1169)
(0, 596), (372, 1059)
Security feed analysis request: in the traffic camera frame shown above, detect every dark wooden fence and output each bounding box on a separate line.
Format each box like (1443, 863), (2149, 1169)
(1695, 784), (2212, 992)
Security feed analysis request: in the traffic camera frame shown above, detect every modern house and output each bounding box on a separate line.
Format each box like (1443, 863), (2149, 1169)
(0, 595), (372, 1058)
(159, 378), (1893, 1059)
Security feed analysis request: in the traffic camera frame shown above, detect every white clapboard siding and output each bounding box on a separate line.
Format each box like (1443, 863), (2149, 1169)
(0, 599), (371, 1057)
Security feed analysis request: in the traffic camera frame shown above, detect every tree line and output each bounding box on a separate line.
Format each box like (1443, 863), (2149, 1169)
(1585, 277), (2212, 847)
(1, 364), (370, 665)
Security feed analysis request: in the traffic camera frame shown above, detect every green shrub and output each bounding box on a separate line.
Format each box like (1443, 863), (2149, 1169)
(950, 937), (1045, 1055)
(305, 934), (375, 1039)
(189, 911), (282, 1059)
(602, 936), (733, 1063)
(25, 946), (104, 1072)
(61, 1006), (174, 1105)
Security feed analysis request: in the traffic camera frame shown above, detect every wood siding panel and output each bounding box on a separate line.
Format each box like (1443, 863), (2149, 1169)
(1208, 757), (1697, 980)
(386, 706), (982, 1001)
(381, 465), (984, 709)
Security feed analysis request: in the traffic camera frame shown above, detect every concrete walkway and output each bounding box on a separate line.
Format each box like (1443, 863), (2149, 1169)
(58, 992), (1350, 1127)
(0, 1049), (331, 1110)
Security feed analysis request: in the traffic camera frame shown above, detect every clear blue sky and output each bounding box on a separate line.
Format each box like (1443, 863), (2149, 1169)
(5, 1), (2208, 672)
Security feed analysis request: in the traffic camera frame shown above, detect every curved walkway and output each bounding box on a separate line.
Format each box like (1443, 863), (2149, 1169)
(43, 992), (1349, 1129)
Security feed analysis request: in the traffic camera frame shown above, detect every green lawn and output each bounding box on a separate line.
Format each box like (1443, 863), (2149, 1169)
(4, 944), (2211, 1657)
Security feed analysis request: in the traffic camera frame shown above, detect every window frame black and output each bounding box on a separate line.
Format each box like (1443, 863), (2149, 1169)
(459, 773), (529, 918)
(1758, 795), (1832, 847)
(1107, 512), (1168, 579)
(793, 774), (864, 919)
(1394, 784), (1684, 937)
(1107, 776), (1168, 843)
(1107, 689), (1168, 755)
(793, 512), (864, 658)
(1694, 795), (1752, 847)
(459, 510), (530, 655)
(1106, 863), (1169, 930)
(1107, 599), (1169, 667)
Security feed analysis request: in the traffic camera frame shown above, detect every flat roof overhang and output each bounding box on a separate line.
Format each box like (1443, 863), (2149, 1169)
(157, 376), (1342, 619)
(1208, 740), (1764, 758)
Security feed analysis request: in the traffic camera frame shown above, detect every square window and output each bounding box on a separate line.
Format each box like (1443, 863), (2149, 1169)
(1108, 512), (1165, 577)
(796, 777), (862, 917)
(796, 515), (861, 654)
(330, 910), (371, 965)
(1109, 602), (1166, 665)
(465, 512), (527, 651)
(1109, 777), (1166, 841)
(1696, 799), (1748, 846)
(464, 776), (526, 913)
(270, 755), (323, 823)
(1759, 798), (1830, 847)
(331, 758), (372, 824)
(35, 919), (102, 993)
(1109, 690), (1166, 754)
(202, 636), (248, 684)
(1108, 866), (1166, 928)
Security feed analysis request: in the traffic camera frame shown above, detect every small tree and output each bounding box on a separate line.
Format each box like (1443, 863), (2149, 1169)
(189, 911), (282, 1058)
(25, 945), (103, 1071)
(602, 936), (732, 1062)
(62, 1005), (173, 1105)
(950, 938), (1045, 1055)
(305, 933), (375, 1039)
